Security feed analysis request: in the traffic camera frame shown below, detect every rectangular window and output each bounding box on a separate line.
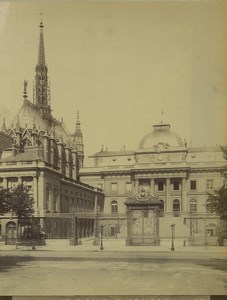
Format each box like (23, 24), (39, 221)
(126, 182), (132, 192)
(23, 181), (33, 192)
(190, 180), (197, 190)
(139, 179), (150, 191)
(190, 203), (197, 213)
(173, 180), (180, 191)
(206, 180), (213, 190)
(7, 178), (18, 189)
(158, 181), (164, 191)
(111, 183), (117, 192)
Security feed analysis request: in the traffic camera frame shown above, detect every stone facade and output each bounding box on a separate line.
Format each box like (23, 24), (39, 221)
(80, 123), (227, 246)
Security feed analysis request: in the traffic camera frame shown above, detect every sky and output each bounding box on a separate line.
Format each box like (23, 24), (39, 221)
(0, 1), (227, 163)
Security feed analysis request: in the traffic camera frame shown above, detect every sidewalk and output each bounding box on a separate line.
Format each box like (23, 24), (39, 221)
(1, 237), (227, 253)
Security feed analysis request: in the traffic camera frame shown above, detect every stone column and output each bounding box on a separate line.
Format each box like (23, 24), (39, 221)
(56, 191), (61, 213)
(18, 177), (22, 185)
(166, 178), (171, 212)
(134, 179), (139, 194)
(182, 178), (187, 212)
(126, 207), (131, 245)
(3, 178), (7, 188)
(49, 188), (54, 213)
(38, 173), (45, 216)
(33, 176), (38, 211)
(150, 178), (155, 195)
(155, 208), (160, 245)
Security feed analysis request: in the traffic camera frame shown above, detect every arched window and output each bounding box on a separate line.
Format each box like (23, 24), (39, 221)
(111, 200), (118, 214)
(190, 199), (197, 214)
(173, 199), (180, 217)
(206, 200), (212, 214)
(159, 200), (164, 217)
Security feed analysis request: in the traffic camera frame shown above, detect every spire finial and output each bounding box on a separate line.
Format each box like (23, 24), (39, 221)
(23, 80), (28, 100)
(77, 110), (80, 122)
(160, 108), (164, 124)
(76, 110), (81, 128)
(40, 9), (44, 28)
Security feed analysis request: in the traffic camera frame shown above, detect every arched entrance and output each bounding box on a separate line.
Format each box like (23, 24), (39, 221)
(5, 221), (17, 244)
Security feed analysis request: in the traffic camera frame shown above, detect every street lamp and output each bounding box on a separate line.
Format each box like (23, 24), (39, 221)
(171, 224), (175, 251)
(100, 224), (104, 250)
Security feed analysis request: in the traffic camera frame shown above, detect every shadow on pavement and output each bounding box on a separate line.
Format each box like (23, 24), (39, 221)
(0, 256), (35, 272)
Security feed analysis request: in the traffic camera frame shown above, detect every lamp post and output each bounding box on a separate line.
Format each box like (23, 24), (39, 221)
(100, 224), (104, 250)
(171, 223), (175, 251)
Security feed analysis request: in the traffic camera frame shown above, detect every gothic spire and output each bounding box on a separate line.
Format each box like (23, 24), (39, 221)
(35, 19), (51, 122)
(73, 110), (84, 168)
(38, 20), (46, 66)
(76, 110), (81, 132)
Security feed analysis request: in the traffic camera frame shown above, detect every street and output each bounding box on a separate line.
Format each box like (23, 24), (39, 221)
(0, 239), (227, 296)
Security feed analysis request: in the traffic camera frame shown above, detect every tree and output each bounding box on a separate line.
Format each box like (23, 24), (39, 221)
(9, 184), (35, 227)
(207, 186), (227, 220)
(0, 187), (12, 215)
(208, 186), (227, 244)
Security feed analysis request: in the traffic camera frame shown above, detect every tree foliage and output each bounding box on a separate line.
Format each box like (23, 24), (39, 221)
(207, 186), (227, 220)
(0, 184), (34, 226)
(0, 187), (12, 214)
(10, 184), (35, 226)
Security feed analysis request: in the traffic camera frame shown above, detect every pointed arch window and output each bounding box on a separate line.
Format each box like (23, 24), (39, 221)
(111, 200), (118, 214)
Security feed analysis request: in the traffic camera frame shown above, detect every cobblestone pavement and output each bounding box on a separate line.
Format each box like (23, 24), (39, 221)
(0, 239), (227, 296)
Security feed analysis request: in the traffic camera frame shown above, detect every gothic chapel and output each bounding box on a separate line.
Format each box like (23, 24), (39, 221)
(0, 21), (104, 242)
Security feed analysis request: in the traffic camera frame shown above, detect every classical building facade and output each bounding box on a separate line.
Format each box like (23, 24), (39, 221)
(0, 21), (104, 243)
(80, 123), (227, 246)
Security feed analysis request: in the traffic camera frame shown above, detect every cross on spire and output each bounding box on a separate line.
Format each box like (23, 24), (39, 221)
(40, 9), (43, 27)
(161, 108), (164, 124)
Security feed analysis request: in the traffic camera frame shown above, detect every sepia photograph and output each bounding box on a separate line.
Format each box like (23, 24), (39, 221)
(0, 0), (227, 298)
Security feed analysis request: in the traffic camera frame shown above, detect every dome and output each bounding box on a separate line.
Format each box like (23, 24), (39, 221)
(139, 124), (183, 149)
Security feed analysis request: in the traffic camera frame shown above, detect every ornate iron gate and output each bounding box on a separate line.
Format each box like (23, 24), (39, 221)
(125, 193), (160, 246)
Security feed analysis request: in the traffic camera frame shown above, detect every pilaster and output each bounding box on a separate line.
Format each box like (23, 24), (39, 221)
(182, 178), (187, 212)
(150, 178), (155, 195)
(166, 178), (170, 212)
(33, 176), (38, 210)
